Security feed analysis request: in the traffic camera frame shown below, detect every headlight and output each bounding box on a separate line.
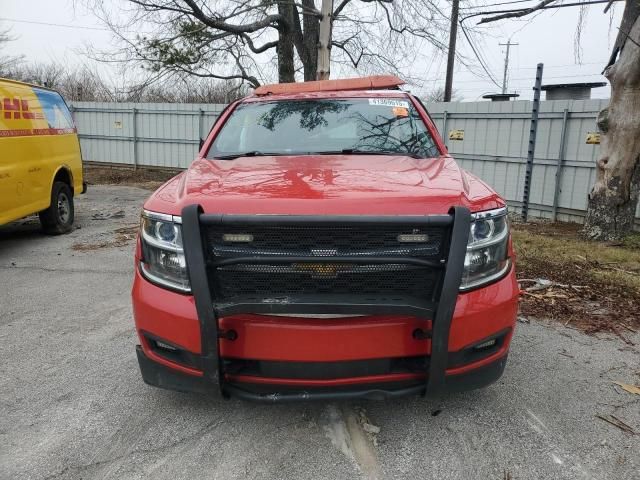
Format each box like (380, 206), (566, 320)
(139, 210), (190, 293)
(460, 207), (511, 291)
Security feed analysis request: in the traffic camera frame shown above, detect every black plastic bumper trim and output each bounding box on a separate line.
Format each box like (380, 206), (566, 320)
(223, 384), (426, 403)
(224, 356), (427, 379)
(447, 328), (511, 369)
(136, 345), (508, 402)
(443, 354), (508, 393)
(141, 331), (204, 370)
(136, 345), (216, 395)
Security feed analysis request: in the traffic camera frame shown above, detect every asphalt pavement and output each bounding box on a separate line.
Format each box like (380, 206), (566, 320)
(1, 185), (638, 480)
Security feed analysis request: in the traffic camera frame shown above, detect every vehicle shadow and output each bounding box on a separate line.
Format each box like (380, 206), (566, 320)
(0, 217), (44, 243)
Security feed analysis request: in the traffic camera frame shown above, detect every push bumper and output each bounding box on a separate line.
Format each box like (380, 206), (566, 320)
(133, 205), (519, 401)
(136, 344), (508, 402)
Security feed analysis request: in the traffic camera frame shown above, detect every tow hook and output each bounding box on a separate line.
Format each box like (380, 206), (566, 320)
(412, 328), (431, 340)
(218, 329), (238, 341)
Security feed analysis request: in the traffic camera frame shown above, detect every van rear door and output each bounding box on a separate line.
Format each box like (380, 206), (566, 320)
(0, 81), (42, 224)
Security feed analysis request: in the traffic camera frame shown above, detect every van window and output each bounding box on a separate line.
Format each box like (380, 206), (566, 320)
(33, 88), (74, 129)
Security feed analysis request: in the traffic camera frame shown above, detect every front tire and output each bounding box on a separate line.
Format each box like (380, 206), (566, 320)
(40, 181), (74, 235)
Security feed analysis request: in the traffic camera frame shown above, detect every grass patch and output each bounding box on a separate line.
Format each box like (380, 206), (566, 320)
(512, 229), (640, 292)
(84, 164), (181, 191)
(622, 232), (640, 250)
(512, 221), (640, 339)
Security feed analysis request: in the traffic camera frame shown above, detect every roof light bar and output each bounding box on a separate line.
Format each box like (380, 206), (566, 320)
(254, 75), (405, 96)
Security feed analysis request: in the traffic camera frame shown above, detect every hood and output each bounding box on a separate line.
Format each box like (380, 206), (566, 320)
(144, 154), (504, 216)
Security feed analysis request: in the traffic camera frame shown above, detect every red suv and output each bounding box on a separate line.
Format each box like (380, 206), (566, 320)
(132, 76), (519, 402)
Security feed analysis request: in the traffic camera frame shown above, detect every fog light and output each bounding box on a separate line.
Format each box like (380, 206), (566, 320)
(222, 233), (254, 242)
(474, 339), (497, 350)
(397, 233), (428, 243)
(155, 340), (178, 352)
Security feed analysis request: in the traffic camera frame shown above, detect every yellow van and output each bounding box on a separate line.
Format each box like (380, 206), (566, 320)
(0, 78), (85, 234)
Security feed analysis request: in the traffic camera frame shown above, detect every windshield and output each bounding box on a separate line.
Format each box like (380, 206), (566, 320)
(206, 98), (440, 159)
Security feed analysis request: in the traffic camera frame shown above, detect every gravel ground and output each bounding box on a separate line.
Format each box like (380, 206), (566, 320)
(1, 185), (638, 480)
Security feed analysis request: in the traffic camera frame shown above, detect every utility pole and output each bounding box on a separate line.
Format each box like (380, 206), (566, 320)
(443, 0), (459, 102)
(499, 40), (518, 94)
(317, 0), (334, 80)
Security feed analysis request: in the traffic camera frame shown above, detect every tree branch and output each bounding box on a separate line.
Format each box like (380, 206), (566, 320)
(239, 33), (279, 54)
(478, 0), (558, 24)
(333, 0), (353, 18)
(182, 0), (283, 33)
(332, 39), (363, 67)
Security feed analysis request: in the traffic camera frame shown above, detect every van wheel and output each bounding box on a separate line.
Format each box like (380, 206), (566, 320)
(40, 182), (74, 235)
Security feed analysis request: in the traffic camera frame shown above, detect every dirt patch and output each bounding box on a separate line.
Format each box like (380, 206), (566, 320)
(72, 225), (138, 251)
(513, 220), (640, 342)
(84, 164), (181, 191)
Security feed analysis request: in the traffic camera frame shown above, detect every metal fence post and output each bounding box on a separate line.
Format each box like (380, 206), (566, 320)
(198, 108), (205, 140)
(198, 108), (205, 156)
(551, 108), (569, 222)
(132, 107), (138, 170)
(521, 63), (543, 222)
(442, 110), (449, 149)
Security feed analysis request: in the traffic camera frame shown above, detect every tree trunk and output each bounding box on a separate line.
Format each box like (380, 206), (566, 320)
(277, 2), (296, 83)
(584, 6), (640, 240)
(301, 0), (320, 81)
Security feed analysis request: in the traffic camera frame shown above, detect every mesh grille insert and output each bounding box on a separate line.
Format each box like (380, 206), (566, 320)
(213, 263), (439, 299)
(206, 224), (444, 258)
(204, 220), (449, 304)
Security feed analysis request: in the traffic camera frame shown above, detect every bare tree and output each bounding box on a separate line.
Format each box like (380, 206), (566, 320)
(480, 0), (640, 240)
(87, 0), (452, 87)
(5, 63), (67, 90)
(132, 78), (250, 102)
(0, 26), (24, 75)
(423, 86), (462, 102)
(4, 62), (111, 100)
(4, 60), (250, 103)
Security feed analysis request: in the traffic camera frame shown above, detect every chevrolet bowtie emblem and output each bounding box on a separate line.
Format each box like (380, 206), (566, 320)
(295, 262), (344, 278)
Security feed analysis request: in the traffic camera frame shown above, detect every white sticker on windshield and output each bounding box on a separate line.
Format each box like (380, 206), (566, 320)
(368, 98), (410, 108)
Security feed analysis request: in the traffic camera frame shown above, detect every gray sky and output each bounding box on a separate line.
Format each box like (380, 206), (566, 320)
(0, 0), (622, 100)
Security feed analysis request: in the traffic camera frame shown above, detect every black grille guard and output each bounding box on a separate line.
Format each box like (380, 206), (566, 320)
(181, 206), (471, 396)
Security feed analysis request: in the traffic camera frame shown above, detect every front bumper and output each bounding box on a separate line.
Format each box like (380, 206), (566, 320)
(136, 344), (509, 402)
(133, 248), (519, 402)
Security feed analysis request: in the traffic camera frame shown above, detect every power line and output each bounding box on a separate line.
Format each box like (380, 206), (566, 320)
(514, 61), (608, 69)
(421, 72), (605, 85)
(460, 0), (540, 10)
(0, 17), (111, 32)
(459, 23), (502, 88)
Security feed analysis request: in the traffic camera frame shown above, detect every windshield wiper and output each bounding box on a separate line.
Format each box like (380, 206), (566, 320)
(213, 149), (425, 160)
(310, 148), (424, 159)
(212, 151), (278, 160)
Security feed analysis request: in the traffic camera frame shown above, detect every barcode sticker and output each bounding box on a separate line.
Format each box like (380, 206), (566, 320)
(368, 98), (410, 108)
